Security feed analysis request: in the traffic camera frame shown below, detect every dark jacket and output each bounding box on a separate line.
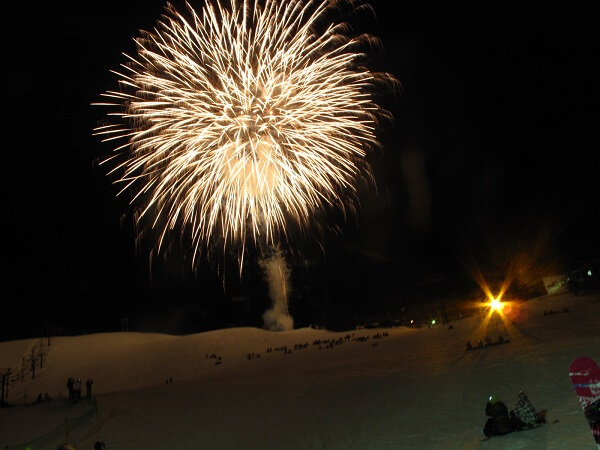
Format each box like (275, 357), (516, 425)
(484, 401), (513, 436)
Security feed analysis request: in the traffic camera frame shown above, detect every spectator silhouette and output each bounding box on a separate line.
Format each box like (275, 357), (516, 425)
(66, 377), (74, 400)
(73, 378), (82, 401)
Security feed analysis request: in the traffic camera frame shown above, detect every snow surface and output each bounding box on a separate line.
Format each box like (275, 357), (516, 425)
(1, 292), (599, 449)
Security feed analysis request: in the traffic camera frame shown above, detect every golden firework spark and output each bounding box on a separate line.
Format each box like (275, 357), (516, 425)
(94, 0), (396, 267)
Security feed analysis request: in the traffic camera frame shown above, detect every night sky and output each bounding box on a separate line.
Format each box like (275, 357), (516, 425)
(5, 0), (599, 339)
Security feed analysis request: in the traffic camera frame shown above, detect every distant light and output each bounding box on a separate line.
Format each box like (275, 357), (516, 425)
(588, 270), (593, 277)
(410, 319), (414, 324)
(431, 319), (436, 325)
(490, 298), (504, 311)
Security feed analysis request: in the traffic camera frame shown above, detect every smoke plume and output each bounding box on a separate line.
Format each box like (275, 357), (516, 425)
(260, 245), (294, 331)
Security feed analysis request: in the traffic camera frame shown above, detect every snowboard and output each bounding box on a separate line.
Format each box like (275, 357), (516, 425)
(569, 356), (600, 448)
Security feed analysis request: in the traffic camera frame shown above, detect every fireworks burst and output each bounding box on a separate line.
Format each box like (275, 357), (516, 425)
(94, 0), (396, 268)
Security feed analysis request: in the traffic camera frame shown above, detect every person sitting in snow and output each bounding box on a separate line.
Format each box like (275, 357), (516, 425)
(510, 390), (544, 429)
(483, 395), (513, 437)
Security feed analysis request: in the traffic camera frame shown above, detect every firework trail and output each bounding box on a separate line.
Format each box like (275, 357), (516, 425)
(94, 0), (396, 268)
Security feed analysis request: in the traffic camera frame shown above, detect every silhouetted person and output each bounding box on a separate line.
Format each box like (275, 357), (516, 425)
(86, 379), (93, 399)
(66, 378), (74, 400)
(483, 395), (513, 437)
(73, 378), (82, 401)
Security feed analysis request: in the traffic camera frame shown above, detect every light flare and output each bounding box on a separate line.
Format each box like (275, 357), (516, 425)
(488, 297), (504, 312)
(472, 279), (521, 342)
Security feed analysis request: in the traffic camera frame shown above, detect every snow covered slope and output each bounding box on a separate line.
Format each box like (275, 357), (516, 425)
(1, 292), (599, 449)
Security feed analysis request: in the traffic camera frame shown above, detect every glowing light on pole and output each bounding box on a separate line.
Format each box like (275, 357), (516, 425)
(94, 0), (397, 269)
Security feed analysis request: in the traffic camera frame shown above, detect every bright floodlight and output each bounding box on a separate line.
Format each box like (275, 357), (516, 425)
(490, 298), (504, 311)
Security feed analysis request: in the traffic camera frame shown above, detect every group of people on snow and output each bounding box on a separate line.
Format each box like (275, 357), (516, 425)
(35, 392), (52, 403)
(66, 377), (93, 401)
(483, 391), (544, 437)
(466, 335), (507, 351)
(543, 306), (570, 316)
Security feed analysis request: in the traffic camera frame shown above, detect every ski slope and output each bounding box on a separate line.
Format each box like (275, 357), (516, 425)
(1, 292), (599, 449)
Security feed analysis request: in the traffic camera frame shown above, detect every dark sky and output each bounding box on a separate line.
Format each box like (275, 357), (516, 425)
(5, 0), (599, 338)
